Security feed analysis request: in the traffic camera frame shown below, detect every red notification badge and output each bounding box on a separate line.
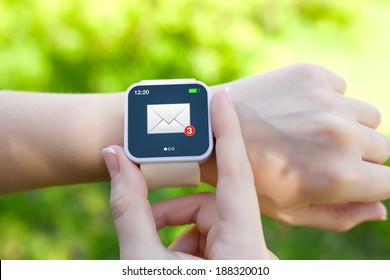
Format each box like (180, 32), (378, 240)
(184, 125), (195, 136)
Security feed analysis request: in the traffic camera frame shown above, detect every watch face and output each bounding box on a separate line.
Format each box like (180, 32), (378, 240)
(125, 82), (212, 162)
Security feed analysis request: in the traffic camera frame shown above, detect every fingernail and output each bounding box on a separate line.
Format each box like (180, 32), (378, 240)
(379, 215), (387, 221)
(102, 147), (120, 178)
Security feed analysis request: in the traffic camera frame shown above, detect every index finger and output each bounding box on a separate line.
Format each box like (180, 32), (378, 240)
(211, 90), (260, 223)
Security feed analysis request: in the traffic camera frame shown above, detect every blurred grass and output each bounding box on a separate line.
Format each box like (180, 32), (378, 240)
(1, 0), (390, 259)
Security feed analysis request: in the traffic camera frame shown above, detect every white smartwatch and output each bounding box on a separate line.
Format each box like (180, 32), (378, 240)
(124, 79), (213, 188)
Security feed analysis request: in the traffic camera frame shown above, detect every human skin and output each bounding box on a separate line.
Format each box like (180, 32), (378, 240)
(205, 64), (390, 231)
(0, 63), (389, 231)
(102, 91), (276, 259)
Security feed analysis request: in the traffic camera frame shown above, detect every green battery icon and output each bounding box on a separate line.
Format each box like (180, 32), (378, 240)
(189, 88), (200, 94)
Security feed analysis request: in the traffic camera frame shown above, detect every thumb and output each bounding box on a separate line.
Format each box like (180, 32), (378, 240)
(272, 201), (387, 232)
(102, 145), (163, 259)
(300, 202), (387, 232)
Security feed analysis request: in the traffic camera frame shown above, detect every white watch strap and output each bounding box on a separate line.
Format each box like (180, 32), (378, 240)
(140, 162), (200, 188)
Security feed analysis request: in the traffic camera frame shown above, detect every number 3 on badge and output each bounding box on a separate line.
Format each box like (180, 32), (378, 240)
(184, 125), (195, 136)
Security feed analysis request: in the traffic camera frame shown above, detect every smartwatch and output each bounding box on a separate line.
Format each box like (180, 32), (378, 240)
(124, 79), (213, 188)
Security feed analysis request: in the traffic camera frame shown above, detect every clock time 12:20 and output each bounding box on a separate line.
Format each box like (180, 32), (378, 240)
(134, 89), (150, 95)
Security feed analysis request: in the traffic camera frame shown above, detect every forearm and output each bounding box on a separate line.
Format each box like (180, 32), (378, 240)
(0, 89), (220, 194)
(0, 91), (124, 193)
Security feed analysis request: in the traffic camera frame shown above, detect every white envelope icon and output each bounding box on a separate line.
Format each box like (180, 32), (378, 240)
(147, 103), (190, 134)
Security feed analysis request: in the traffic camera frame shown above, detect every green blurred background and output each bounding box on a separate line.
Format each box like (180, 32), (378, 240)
(1, 0), (390, 259)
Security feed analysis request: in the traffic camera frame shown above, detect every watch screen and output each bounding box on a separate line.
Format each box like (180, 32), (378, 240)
(127, 83), (211, 159)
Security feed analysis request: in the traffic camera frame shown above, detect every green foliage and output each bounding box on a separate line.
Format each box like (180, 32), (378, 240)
(1, 0), (390, 259)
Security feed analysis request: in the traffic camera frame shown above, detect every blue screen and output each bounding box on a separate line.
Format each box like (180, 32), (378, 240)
(127, 83), (211, 158)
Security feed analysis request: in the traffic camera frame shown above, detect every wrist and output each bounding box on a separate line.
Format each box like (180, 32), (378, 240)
(200, 150), (217, 186)
(94, 92), (125, 180)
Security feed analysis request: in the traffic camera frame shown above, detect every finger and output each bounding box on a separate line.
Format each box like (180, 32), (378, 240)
(152, 192), (218, 234)
(324, 68), (347, 94)
(152, 192), (270, 259)
(258, 194), (387, 231)
(169, 225), (205, 257)
(358, 124), (390, 164)
(340, 162), (390, 203)
(211, 91), (269, 258)
(344, 97), (382, 128)
(287, 202), (387, 232)
(102, 146), (163, 259)
(211, 90), (260, 223)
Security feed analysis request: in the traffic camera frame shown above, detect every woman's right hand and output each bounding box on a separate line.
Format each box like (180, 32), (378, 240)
(103, 91), (275, 259)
